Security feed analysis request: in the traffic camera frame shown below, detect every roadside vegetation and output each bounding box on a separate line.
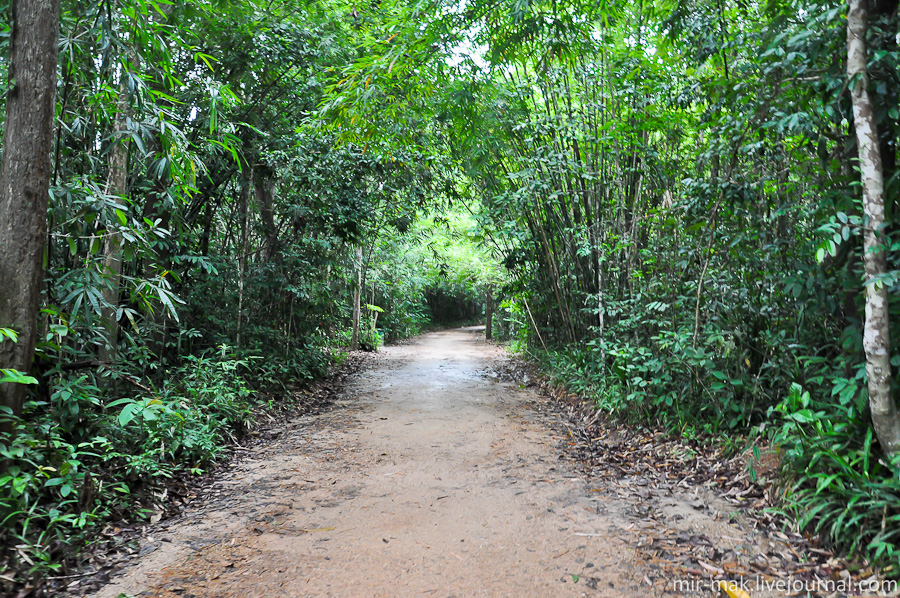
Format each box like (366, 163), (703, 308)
(0, 0), (898, 592)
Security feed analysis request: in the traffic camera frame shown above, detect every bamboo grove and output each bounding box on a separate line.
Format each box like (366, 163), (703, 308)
(327, 0), (900, 569)
(464, 0), (900, 565)
(0, 0), (899, 590)
(0, 0), (493, 588)
(472, 0), (900, 566)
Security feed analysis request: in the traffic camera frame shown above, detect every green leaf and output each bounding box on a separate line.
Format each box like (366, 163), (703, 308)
(12, 477), (28, 494)
(0, 369), (39, 385)
(789, 409), (815, 423)
(862, 427), (873, 474)
(118, 402), (139, 426)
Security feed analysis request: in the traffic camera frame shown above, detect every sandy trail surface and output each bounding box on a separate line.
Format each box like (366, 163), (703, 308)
(92, 328), (768, 598)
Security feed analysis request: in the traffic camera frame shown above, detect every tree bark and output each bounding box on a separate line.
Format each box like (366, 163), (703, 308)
(98, 59), (133, 364)
(485, 284), (493, 341)
(350, 246), (362, 351)
(847, 0), (900, 457)
(0, 0), (59, 420)
(253, 168), (278, 261)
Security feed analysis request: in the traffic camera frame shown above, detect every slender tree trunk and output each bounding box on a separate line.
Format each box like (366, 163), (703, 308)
(99, 60), (133, 364)
(485, 284), (493, 341)
(0, 0), (59, 421)
(350, 246), (363, 351)
(253, 168), (278, 260)
(847, 0), (900, 457)
(235, 180), (249, 348)
(522, 296), (546, 351)
(692, 201), (721, 348)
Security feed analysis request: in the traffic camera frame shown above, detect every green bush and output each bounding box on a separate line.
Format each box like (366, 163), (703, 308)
(0, 349), (261, 583)
(0, 404), (118, 582)
(771, 379), (900, 571)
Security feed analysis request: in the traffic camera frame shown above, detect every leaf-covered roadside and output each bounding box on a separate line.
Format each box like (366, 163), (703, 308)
(1, 0), (899, 590)
(0, 0), (500, 592)
(4, 350), (371, 598)
(501, 357), (899, 594)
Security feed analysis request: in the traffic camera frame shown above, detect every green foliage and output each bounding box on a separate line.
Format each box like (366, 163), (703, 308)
(771, 381), (900, 570)
(433, 0), (900, 572)
(107, 350), (255, 477)
(0, 349), (260, 583)
(411, 211), (503, 326)
(0, 403), (114, 582)
(0, 329), (38, 386)
(1, 0), (898, 585)
(0, 370), (38, 386)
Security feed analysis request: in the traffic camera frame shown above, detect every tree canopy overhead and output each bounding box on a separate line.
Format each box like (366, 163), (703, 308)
(0, 0), (899, 590)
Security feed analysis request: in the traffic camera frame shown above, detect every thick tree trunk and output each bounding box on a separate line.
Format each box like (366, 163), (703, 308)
(0, 0), (59, 419)
(847, 0), (900, 457)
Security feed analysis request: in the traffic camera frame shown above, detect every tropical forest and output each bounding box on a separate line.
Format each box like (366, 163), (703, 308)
(0, 0), (899, 595)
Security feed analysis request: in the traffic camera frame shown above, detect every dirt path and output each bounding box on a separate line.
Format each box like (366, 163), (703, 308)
(91, 328), (771, 598)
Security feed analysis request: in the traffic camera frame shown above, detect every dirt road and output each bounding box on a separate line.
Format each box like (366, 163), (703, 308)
(92, 328), (764, 598)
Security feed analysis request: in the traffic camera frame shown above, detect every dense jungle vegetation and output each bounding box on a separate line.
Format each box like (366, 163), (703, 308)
(0, 0), (898, 590)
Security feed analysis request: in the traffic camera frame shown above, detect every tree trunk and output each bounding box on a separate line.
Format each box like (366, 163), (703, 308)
(0, 0), (59, 420)
(485, 285), (493, 341)
(235, 180), (249, 348)
(847, 0), (900, 457)
(350, 246), (362, 351)
(253, 168), (278, 261)
(98, 62), (133, 364)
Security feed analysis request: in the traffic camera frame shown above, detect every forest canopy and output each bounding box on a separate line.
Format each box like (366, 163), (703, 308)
(0, 0), (899, 590)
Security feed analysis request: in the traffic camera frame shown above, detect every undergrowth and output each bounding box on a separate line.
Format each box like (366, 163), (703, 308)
(519, 338), (900, 576)
(0, 345), (304, 590)
(770, 382), (900, 573)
